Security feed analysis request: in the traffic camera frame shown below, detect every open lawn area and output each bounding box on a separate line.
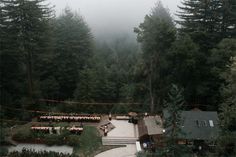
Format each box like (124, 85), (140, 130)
(73, 126), (124, 157)
(6, 123), (122, 157)
(73, 126), (102, 156)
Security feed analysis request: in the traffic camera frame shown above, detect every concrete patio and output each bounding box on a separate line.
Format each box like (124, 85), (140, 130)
(97, 120), (138, 156)
(107, 120), (138, 138)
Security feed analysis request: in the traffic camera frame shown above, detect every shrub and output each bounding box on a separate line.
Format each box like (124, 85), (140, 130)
(44, 134), (64, 146)
(12, 131), (33, 142)
(67, 135), (80, 146)
(0, 147), (8, 156)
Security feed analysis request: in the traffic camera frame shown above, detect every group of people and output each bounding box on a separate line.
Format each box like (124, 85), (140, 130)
(7, 149), (72, 157)
(38, 115), (101, 122)
(68, 126), (83, 134)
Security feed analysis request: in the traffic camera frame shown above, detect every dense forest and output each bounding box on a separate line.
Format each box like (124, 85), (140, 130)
(0, 0), (236, 118)
(0, 0), (236, 156)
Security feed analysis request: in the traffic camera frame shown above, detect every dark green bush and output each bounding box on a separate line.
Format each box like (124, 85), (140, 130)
(67, 135), (80, 146)
(0, 147), (8, 156)
(8, 149), (73, 157)
(44, 134), (64, 146)
(12, 131), (33, 142)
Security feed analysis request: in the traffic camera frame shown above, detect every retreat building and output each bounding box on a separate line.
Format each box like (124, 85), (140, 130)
(138, 115), (164, 147)
(163, 110), (220, 149)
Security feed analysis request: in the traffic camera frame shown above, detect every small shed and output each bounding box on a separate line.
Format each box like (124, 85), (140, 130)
(138, 116), (164, 146)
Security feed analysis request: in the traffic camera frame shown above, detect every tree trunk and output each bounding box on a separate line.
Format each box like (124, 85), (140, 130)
(26, 51), (33, 99)
(149, 59), (155, 113)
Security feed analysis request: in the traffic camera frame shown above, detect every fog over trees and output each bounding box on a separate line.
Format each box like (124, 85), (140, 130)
(0, 0), (236, 156)
(48, 0), (181, 41)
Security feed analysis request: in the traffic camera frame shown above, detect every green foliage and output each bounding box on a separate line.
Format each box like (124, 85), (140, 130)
(163, 84), (190, 157)
(44, 134), (65, 146)
(40, 76), (60, 99)
(67, 135), (80, 146)
(0, 147), (8, 156)
(164, 84), (184, 135)
(208, 39), (236, 106)
(217, 57), (236, 156)
(74, 36), (139, 105)
(12, 125), (80, 146)
(0, 124), (6, 144)
(12, 131), (33, 142)
(173, 0), (236, 110)
(74, 126), (101, 156)
(136, 151), (150, 157)
(0, 0), (54, 118)
(177, 0), (236, 46)
(53, 7), (93, 99)
(1, 0), (53, 96)
(8, 149), (74, 157)
(110, 104), (129, 114)
(220, 0), (236, 38)
(134, 2), (176, 112)
(168, 35), (199, 105)
(217, 132), (236, 157)
(175, 0), (236, 110)
(210, 39), (236, 78)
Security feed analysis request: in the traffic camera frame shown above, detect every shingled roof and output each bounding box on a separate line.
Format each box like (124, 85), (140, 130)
(138, 116), (164, 137)
(163, 110), (220, 140)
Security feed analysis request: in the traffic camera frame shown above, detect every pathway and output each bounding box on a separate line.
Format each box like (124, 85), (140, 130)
(95, 144), (137, 157)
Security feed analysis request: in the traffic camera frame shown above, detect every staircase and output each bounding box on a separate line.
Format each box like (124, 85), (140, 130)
(102, 137), (138, 145)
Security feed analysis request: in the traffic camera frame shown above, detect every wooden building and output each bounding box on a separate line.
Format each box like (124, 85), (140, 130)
(138, 116), (164, 147)
(163, 110), (220, 149)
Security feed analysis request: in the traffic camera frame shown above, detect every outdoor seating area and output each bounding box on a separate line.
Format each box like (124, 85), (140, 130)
(115, 115), (130, 120)
(68, 126), (83, 134)
(99, 121), (115, 136)
(38, 115), (101, 122)
(31, 126), (83, 134)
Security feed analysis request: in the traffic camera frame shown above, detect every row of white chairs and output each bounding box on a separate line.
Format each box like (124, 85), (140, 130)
(31, 126), (83, 134)
(38, 115), (101, 122)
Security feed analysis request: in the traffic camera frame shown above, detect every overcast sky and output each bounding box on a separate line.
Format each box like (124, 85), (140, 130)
(49, 0), (181, 40)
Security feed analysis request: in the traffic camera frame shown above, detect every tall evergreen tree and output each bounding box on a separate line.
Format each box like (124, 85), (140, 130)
(74, 36), (139, 104)
(177, 0), (222, 49)
(209, 39), (236, 105)
(53, 7), (93, 100)
(217, 57), (236, 156)
(0, 0), (53, 107)
(134, 2), (176, 113)
(177, 0), (236, 45)
(168, 35), (201, 107)
(220, 0), (236, 38)
(1, 0), (25, 106)
(176, 0), (236, 109)
(163, 84), (189, 157)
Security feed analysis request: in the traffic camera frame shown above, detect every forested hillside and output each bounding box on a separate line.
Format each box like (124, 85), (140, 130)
(1, 0), (236, 156)
(0, 0), (236, 118)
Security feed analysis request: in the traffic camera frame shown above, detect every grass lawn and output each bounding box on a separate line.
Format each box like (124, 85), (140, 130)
(8, 123), (122, 157)
(73, 126), (102, 157)
(73, 126), (125, 157)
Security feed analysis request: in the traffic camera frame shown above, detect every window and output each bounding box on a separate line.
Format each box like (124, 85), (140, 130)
(203, 120), (207, 126)
(209, 120), (214, 127)
(196, 120), (200, 127)
(196, 120), (208, 127)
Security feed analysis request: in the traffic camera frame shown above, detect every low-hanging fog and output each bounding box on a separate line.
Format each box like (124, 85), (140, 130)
(49, 0), (181, 41)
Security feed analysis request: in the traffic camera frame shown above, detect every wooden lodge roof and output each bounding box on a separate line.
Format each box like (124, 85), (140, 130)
(138, 116), (164, 137)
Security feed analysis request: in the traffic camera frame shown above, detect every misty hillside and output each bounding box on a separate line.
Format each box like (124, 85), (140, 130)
(0, 0), (236, 157)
